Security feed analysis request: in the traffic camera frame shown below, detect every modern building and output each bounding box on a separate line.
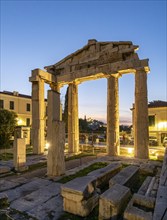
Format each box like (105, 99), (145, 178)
(0, 90), (47, 145)
(131, 101), (167, 146)
(148, 101), (167, 145)
(1, 91), (36, 126)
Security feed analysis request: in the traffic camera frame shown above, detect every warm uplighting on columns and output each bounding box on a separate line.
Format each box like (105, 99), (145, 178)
(134, 68), (149, 159)
(107, 75), (120, 156)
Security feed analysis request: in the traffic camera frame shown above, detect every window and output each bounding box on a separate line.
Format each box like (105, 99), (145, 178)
(10, 101), (14, 110)
(148, 115), (155, 126)
(26, 103), (31, 111)
(0, 99), (4, 109)
(26, 118), (30, 126)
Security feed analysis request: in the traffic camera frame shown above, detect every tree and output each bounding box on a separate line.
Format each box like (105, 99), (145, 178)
(0, 109), (17, 149)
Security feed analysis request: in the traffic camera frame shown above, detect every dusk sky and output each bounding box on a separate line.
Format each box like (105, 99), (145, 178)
(1, 0), (166, 124)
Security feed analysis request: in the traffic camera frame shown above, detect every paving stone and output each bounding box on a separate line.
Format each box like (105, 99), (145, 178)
(5, 177), (52, 202)
(10, 182), (61, 212)
(27, 195), (63, 220)
(0, 179), (20, 192)
(10, 177), (28, 184)
(0, 166), (11, 174)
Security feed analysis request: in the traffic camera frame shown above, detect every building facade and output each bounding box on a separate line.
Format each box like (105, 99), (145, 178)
(0, 91), (47, 145)
(148, 101), (167, 145)
(0, 91), (34, 126)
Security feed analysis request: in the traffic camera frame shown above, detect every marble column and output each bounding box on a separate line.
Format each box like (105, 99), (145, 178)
(47, 89), (65, 176)
(134, 68), (149, 159)
(31, 71), (45, 154)
(68, 83), (79, 154)
(107, 76), (120, 156)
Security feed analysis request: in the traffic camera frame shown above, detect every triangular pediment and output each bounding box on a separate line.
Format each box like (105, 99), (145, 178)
(45, 39), (138, 75)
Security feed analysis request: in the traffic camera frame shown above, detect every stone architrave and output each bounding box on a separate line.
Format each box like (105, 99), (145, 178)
(47, 90), (65, 176)
(13, 138), (26, 171)
(134, 68), (149, 159)
(107, 76), (120, 156)
(68, 83), (79, 154)
(31, 69), (45, 154)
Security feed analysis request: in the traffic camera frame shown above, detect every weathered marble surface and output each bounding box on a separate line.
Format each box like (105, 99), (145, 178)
(99, 183), (131, 220)
(109, 165), (139, 187)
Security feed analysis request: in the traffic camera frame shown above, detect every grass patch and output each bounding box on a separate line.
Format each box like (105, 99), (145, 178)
(130, 173), (148, 194)
(65, 152), (94, 161)
(57, 162), (108, 184)
(0, 153), (13, 161)
(27, 161), (47, 172)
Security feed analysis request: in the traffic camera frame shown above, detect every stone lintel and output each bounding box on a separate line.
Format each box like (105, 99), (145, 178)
(29, 68), (56, 84)
(56, 59), (149, 86)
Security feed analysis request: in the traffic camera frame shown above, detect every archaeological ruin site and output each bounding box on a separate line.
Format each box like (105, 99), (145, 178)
(0, 40), (167, 220)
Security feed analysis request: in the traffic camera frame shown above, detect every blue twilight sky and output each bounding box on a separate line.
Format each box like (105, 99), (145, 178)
(0, 0), (166, 124)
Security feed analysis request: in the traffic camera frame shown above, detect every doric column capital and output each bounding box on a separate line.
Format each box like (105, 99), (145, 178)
(107, 72), (122, 79)
(134, 67), (148, 74)
(49, 82), (61, 93)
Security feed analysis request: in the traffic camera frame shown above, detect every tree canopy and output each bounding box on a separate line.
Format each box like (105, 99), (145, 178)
(0, 109), (17, 149)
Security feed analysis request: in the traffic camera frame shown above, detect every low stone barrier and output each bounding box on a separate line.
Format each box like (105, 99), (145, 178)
(124, 176), (156, 220)
(124, 193), (155, 220)
(61, 176), (98, 217)
(99, 183), (131, 220)
(153, 147), (167, 220)
(88, 163), (122, 188)
(109, 165), (139, 188)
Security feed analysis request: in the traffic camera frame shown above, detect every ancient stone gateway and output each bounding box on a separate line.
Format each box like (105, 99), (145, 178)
(29, 39), (150, 174)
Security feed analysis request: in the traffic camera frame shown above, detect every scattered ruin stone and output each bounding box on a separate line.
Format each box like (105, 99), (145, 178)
(13, 137), (26, 171)
(87, 163), (122, 187)
(153, 148), (167, 220)
(61, 176), (98, 216)
(109, 165), (139, 188)
(140, 163), (155, 175)
(99, 183), (131, 220)
(124, 193), (155, 220)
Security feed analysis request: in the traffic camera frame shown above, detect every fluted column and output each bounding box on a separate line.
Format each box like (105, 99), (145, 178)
(31, 69), (45, 154)
(134, 68), (149, 159)
(107, 76), (120, 156)
(68, 83), (79, 154)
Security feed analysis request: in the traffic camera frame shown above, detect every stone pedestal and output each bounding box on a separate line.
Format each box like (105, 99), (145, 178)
(107, 76), (120, 156)
(99, 184), (131, 220)
(31, 69), (45, 154)
(68, 83), (79, 154)
(61, 176), (98, 217)
(13, 138), (26, 171)
(47, 90), (65, 176)
(134, 68), (149, 159)
(47, 121), (65, 176)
